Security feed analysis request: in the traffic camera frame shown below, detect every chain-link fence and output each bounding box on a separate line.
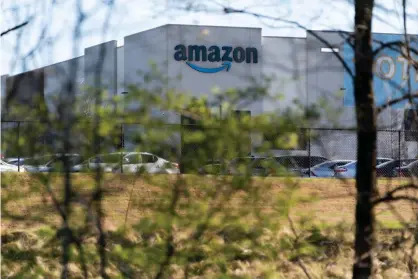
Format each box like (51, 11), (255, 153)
(1, 120), (417, 177)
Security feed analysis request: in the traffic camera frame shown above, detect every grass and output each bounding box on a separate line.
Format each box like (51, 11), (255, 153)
(2, 173), (416, 231)
(1, 173), (417, 278)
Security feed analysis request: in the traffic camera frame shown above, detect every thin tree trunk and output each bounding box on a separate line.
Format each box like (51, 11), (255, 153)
(353, 0), (377, 278)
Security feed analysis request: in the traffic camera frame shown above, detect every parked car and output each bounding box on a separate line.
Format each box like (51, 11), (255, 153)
(394, 160), (418, 177)
(72, 152), (129, 172)
(228, 156), (264, 175)
(409, 160), (418, 178)
(5, 158), (25, 166)
(301, 160), (354, 177)
(0, 159), (25, 172)
(259, 157), (300, 177)
(228, 156), (293, 177)
(198, 160), (230, 175)
(112, 152), (180, 174)
(23, 154), (84, 172)
(376, 159), (417, 177)
(376, 157), (395, 166)
(334, 157), (394, 178)
(274, 155), (329, 176)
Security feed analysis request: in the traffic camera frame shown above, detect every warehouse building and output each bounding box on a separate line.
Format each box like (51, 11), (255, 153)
(1, 24), (417, 159)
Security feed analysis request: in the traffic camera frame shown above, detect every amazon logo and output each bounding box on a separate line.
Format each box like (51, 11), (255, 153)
(174, 44), (258, 73)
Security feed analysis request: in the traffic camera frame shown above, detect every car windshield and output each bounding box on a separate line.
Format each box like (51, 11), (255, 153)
(340, 161), (357, 168)
(274, 156), (328, 168)
(23, 155), (56, 166)
(406, 160), (418, 167)
(311, 161), (335, 168)
(0, 160), (11, 166)
(376, 160), (413, 169)
(377, 158), (392, 165)
(309, 157), (329, 167)
(311, 161), (342, 169)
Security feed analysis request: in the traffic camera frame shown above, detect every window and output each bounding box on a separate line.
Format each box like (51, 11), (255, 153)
(252, 158), (266, 169)
(315, 161), (335, 169)
(253, 158), (276, 170)
(124, 154), (141, 164)
(320, 47), (339, 53)
(310, 156), (329, 167)
(274, 156), (328, 168)
(402, 159), (416, 166)
(23, 155), (55, 166)
(69, 156), (84, 166)
(345, 162), (357, 168)
(90, 156), (102, 164)
(275, 157), (296, 168)
(142, 154), (158, 163)
(377, 159), (391, 166)
(101, 153), (124, 164)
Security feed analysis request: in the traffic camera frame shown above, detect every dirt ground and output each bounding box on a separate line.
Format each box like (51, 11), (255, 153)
(2, 174), (417, 232)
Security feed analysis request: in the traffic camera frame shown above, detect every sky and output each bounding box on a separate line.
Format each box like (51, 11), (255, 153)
(1, 0), (418, 76)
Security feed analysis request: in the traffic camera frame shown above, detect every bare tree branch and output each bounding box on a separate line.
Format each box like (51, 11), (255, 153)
(0, 20), (30, 37)
(154, 178), (181, 279)
(287, 215), (314, 279)
(373, 183), (418, 205)
(373, 195), (418, 205)
(221, 6), (355, 78)
(376, 93), (418, 113)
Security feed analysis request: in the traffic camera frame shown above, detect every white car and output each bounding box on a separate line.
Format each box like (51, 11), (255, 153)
(72, 152), (128, 173)
(22, 154), (83, 173)
(113, 152), (180, 174)
(0, 159), (25, 172)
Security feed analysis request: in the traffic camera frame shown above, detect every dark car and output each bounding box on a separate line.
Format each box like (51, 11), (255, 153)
(376, 159), (417, 177)
(198, 160), (230, 175)
(409, 160), (418, 177)
(228, 156), (298, 177)
(5, 158), (26, 166)
(394, 160), (418, 177)
(274, 155), (329, 176)
(301, 160), (354, 177)
(228, 156), (267, 176)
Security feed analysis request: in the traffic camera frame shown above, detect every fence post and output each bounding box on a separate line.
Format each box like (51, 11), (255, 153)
(17, 121), (21, 172)
(398, 129), (401, 178)
(308, 128), (311, 178)
(120, 123), (124, 174)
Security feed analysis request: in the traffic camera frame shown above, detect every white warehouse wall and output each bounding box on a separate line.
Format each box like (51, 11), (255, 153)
(44, 56), (85, 116)
(84, 41), (117, 96)
(1, 24), (416, 159)
(117, 46), (124, 94)
(262, 36), (307, 112)
(124, 24), (263, 119)
(166, 24), (263, 115)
